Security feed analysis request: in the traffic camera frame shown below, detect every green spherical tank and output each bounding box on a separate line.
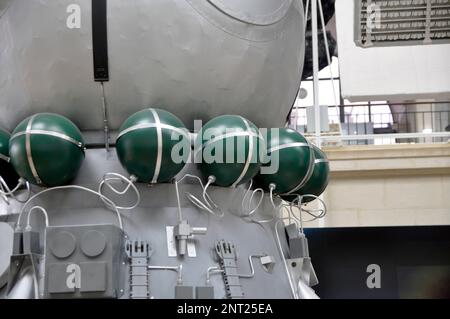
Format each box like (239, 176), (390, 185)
(0, 129), (20, 189)
(116, 108), (190, 183)
(255, 128), (314, 194)
(294, 145), (330, 203)
(9, 113), (85, 187)
(195, 115), (265, 187)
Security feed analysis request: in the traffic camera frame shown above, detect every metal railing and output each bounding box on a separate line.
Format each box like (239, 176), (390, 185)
(290, 101), (450, 145)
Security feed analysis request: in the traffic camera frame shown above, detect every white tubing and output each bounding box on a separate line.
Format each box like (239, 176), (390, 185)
(175, 174), (223, 219)
(0, 176), (31, 203)
(17, 185), (124, 231)
(26, 206), (49, 230)
(98, 173), (140, 211)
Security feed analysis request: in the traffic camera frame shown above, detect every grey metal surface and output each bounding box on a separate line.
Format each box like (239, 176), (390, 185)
(196, 286), (215, 299)
(175, 285), (195, 299)
(44, 224), (125, 299)
(6, 256), (38, 299)
(7, 253), (44, 299)
(0, 222), (13, 288)
(0, 0), (305, 132)
(0, 148), (294, 298)
(207, 0), (292, 25)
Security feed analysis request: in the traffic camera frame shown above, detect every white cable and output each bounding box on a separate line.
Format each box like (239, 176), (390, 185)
(241, 180), (264, 218)
(0, 182), (10, 205)
(236, 255), (266, 278)
(175, 174), (223, 219)
(25, 206), (49, 230)
(274, 220), (299, 299)
(202, 177), (220, 212)
(98, 173), (140, 211)
(286, 195), (327, 234)
(298, 194), (327, 221)
(269, 184), (285, 212)
(0, 176), (23, 195)
(0, 176), (31, 203)
(290, 199), (304, 233)
(206, 266), (223, 285)
(17, 185), (123, 231)
(148, 264), (183, 285)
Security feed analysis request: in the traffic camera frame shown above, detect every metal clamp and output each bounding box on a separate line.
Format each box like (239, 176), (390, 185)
(174, 220), (207, 256)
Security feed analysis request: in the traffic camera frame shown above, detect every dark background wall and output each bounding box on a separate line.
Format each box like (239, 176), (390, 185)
(305, 226), (450, 299)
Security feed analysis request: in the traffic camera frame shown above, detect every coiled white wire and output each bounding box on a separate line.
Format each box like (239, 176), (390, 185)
(241, 179), (264, 218)
(174, 174), (223, 221)
(0, 176), (31, 204)
(17, 184), (124, 231)
(289, 194), (327, 232)
(15, 172), (142, 231)
(98, 173), (140, 211)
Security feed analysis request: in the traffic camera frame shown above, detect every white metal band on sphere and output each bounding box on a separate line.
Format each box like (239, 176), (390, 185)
(151, 109), (163, 184)
(231, 117), (255, 188)
(267, 142), (310, 154)
(117, 123), (190, 140)
(315, 159), (329, 164)
(284, 142), (316, 195)
(11, 130), (85, 150)
(25, 115), (42, 185)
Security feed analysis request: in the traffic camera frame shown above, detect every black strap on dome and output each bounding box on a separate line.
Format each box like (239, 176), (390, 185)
(92, 0), (109, 81)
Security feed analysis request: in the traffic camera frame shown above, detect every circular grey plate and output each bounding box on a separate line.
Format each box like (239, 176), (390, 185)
(81, 230), (106, 257)
(49, 231), (76, 259)
(0, 222), (14, 288)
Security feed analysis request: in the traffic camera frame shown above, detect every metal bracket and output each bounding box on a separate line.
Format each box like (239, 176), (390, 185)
(215, 240), (244, 299)
(125, 240), (152, 299)
(170, 221), (207, 257)
(287, 257), (319, 288)
(7, 231), (44, 299)
(7, 253), (44, 299)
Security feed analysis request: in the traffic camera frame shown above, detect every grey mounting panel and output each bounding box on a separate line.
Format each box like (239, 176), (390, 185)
(284, 224), (318, 288)
(175, 285), (194, 299)
(285, 223), (310, 259)
(7, 230), (44, 299)
(44, 224), (125, 299)
(125, 240), (151, 299)
(215, 240), (244, 299)
(196, 286), (215, 299)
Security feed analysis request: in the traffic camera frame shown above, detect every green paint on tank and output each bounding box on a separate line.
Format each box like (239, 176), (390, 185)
(294, 145), (330, 203)
(116, 108), (190, 183)
(195, 115), (265, 187)
(0, 129), (10, 158)
(9, 113), (85, 187)
(0, 129), (19, 188)
(255, 128), (313, 194)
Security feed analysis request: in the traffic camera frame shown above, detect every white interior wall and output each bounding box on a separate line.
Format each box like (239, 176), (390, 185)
(335, 0), (450, 102)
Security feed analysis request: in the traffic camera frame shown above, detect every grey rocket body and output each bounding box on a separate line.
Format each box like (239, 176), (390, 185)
(0, 0), (305, 132)
(0, 0), (311, 299)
